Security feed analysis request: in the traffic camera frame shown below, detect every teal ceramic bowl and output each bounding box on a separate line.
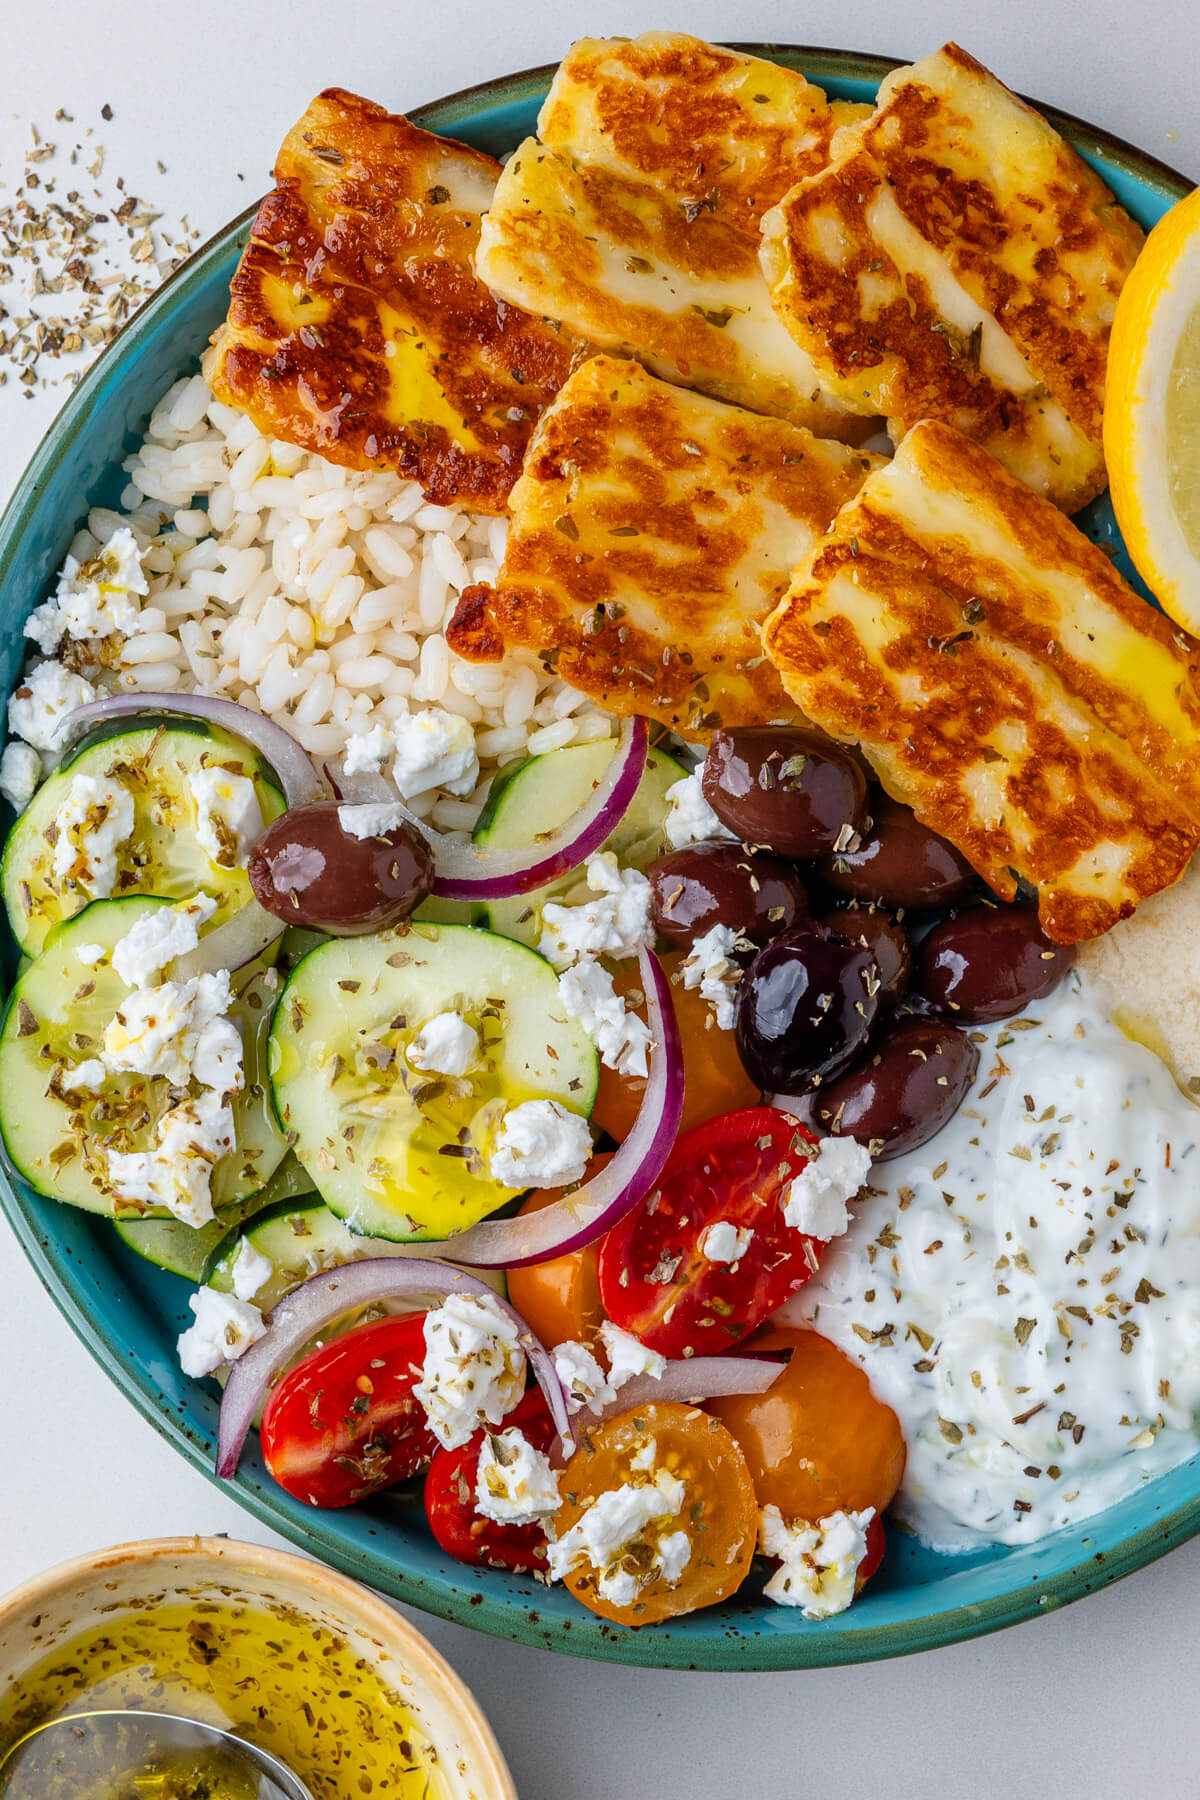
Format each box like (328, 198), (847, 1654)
(0, 48), (1195, 1671)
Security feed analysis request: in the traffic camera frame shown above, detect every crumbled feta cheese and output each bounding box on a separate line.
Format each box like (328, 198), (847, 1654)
(0, 740), (42, 813)
(407, 1010), (479, 1077)
(782, 1137), (873, 1239)
(758, 1504), (874, 1617)
(92, 527), (148, 597)
(413, 1292), (526, 1450)
(342, 723), (394, 776)
(177, 1284), (266, 1379)
(337, 801), (406, 841)
(22, 605), (64, 658)
(540, 854), (655, 1073)
(663, 770), (736, 851)
(598, 1566), (641, 1609)
(74, 941), (105, 966)
(60, 1057), (105, 1092)
(26, 528), (149, 654)
(656, 1529), (692, 1586)
(475, 1426), (562, 1526)
(108, 1090), (236, 1228)
(553, 1339), (617, 1413)
(230, 1235), (275, 1304)
(557, 958), (652, 1079)
(489, 1099), (592, 1191)
(680, 923), (743, 1030)
(7, 660), (95, 753)
(102, 969), (241, 1091)
(539, 853), (654, 969)
(629, 1437), (659, 1473)
(191, 1013), (246, 1096)
(192, 766), (265, 869)
(111, 893), (217, 988)
(102, 981), (195, 1082)
(546, 1468), (689, 1605)
(701, 1220), (753, 1264)
(599, 1320), (666, 1387)
(50, 773), (134, 896)
(391, 708), (479, 799)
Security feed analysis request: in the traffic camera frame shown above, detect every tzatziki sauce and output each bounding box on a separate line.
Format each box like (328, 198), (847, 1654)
(789, 969), (1200, 1548)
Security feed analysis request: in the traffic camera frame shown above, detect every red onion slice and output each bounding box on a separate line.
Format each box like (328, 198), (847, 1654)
(216, 1257), (572, 1478)
(62, 692), (325, 807)
(549, 1354), (784, 1464)
(171, 896), (286, 979)
(324, 761), (394, 805)
(587, 1355), (784, 1420)
(420, 944), (683, 1269)
(400, 715), (648, 901)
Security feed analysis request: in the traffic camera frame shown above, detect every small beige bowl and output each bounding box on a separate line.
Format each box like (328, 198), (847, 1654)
(0, 1535), (516, 1800)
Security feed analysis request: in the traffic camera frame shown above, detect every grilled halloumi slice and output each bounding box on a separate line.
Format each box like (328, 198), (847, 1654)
(474, 33), (871, 439)
(446, 354), (881, 736)
(759, 43), (1145, 512)
(763, 421), (1200, 944)
(205, 88), (575, 513)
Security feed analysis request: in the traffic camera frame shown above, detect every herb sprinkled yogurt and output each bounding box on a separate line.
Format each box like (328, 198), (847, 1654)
(789, 969), (1200, 1548)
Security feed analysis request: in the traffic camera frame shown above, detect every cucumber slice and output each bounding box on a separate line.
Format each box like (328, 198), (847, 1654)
(206, 1197), (507, 1309)
(413, 894), (479, 927)
(268, 921), (598, 1242)
(0, 896), (287, 1216)
(113, 1192), (267, 1283)
(113, 1151), (317, 1281)
(476, 740), (687, 948)
(2, 721), (285, 956)
(279, 926), (329, 966)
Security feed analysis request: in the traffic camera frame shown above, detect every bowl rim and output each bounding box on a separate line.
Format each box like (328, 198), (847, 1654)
(412, 44), (1198, 197)
(0, 43), (1196, 1675)
(0, 1532), (517, 1797)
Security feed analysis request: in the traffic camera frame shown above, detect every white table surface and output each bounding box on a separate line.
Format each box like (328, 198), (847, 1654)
(1, 4), (1199, 1795)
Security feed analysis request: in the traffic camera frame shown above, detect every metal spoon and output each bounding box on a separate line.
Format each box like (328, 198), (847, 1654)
(0, 1707), (314, 1799)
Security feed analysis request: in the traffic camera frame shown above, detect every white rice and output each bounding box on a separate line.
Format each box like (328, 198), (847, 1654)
(24, 367), (616, 834)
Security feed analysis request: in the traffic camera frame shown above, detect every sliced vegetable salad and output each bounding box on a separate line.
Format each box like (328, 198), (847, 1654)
(0, 648), (1080, 1627)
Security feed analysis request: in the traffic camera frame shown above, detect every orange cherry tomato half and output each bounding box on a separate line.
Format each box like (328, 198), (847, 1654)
(710, 1327), (906, 1522)
(261, 1313), (437, 1508)
(505, 1155), (610, 1352)
(592, 950), (760, 1142)
(424, 1389), (556, 1574)
(596, 1106), (819, 1358)
(554, 1401), (758, 1626)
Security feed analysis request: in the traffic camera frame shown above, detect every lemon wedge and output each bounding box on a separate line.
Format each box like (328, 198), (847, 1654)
(1105, 183), (1200, 634)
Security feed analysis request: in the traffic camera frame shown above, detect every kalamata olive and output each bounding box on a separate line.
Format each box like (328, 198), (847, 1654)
(249, 800), (433, 934)
(814, 1018), (980, 1160)
(735, 921), (881, 1094)
(647, 842), (808, 951)
(817, 795), (976, 912)
(915, 903), (1074, 1023)
(821, 902), (911, 1012)
(702, 726), (868, 859)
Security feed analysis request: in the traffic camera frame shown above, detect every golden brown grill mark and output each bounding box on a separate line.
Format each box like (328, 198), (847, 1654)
(447, 354), (880, 737)
(536, 33), (864, 234)
(205, 88), (574, 512)
(764, 422), (1200, 944)
(759, 43), (1144, 511)
(474, 34), (871, 437)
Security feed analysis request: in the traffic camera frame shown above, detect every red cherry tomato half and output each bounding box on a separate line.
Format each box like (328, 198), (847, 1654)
(858, 1512), (887, 1590)
(260, 1312), (437, 1508)
(597, 1106), (820, 1359)
(424, 1389), (556, 1574)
